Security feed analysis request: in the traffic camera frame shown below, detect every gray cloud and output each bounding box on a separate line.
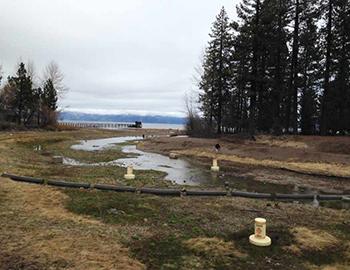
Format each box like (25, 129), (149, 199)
(0, 0), (237, 117)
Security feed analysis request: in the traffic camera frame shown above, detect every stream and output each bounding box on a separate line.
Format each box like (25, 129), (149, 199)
(64, 136), (217, 186)
(63, 136), (346, 202)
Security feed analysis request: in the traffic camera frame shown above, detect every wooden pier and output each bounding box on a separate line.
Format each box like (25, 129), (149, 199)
(59, 121), (134, 129)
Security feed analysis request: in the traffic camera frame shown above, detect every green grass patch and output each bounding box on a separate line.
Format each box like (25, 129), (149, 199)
(130, 234), (190, 270)
(65, 190), (164, 224)
(301, 246), (347, 266)
(64, 190), (203, 232)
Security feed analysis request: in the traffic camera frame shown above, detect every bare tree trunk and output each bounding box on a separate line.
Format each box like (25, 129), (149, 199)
(320, 0), (333, 135)
(249, 0), (261, 137)
(272, 0), (284, 136)
(288, 0), (300, 134)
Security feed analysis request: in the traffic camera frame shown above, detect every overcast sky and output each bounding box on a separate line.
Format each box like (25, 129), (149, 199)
(0, 0), (238, 117)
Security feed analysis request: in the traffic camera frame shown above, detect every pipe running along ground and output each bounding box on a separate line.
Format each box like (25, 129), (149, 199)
(1, 173), (349, 201)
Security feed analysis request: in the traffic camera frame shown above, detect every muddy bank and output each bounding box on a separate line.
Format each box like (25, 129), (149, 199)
(139, 135), (350, 164)
(139, 135), (350, 193)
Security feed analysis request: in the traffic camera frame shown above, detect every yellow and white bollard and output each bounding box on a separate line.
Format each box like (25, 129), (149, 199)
(211, 158), (220, 172)
(124, 165), (135, 180)
(249, 218), (272, 247)
(169, 152), (178, 159)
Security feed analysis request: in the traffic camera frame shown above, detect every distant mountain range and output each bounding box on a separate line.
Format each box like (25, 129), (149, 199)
(59, 112), (186, 125)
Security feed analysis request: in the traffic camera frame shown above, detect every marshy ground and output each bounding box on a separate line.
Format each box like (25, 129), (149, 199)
(0, 129), (349, 269)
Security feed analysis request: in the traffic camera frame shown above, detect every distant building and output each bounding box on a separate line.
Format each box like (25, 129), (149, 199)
(128, 121), (142, 128)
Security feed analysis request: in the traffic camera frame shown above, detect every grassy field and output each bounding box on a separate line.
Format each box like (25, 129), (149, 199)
(0, 129), (349, 269)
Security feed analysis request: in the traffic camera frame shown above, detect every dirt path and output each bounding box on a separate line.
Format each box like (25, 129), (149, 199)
(0, 177), (145, 270)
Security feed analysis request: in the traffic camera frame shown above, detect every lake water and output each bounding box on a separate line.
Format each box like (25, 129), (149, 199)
(142, 123), (184, 130)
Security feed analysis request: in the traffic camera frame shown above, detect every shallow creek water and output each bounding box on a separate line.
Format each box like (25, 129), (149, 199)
(64, 136), (330, 196)
(65, 136), (217, 186)
(71, 136), (143, 151)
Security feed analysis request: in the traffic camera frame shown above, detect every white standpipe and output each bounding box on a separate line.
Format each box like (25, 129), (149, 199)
(249, 218), (272, 247)
(211, 158), (220, 172)
(124, 165), (135, 180)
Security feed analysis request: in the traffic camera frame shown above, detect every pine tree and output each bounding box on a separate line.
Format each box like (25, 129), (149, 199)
(194, 0), (349, 136)
(327, 0), (350, 134)
(320, 0), (335, 135)
(285, 0), (301, 134)
(229, 20), (251, 132)
(199, 7), (233, 134)
(320, 0), (350, 134)
(235, 0), (291, 135)
(42, 79), (58, 111)
(235, 0), (264, 136)
(298, 0), (322, 134)
(0, 65), (2, 86)
(264, 0), (290, 134)
(7, 63), (35, 124)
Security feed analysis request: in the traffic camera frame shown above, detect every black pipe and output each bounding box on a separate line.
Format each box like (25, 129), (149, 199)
(94, 184), (136, 193)
(140, 187), (181, 196)
(186, 190), (227, 196)
(275, 193), (315, 200)
(319, 194), (344, 201)
(1, 173), (44, 185)
(2, 173), (349, 201)
(47, 180), (91, 189)
(231, 191), (272, 199)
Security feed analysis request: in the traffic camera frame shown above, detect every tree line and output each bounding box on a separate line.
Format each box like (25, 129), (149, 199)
(0, 61), (65, 128)
(195, 0), (350, 136)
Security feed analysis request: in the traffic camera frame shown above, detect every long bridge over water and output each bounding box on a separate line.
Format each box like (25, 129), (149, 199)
(59, 121), (140, 129)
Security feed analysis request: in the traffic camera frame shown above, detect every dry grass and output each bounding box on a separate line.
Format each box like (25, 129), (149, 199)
(174, 148), (350, 178)
(184, 237), (247, 259)
(14, 181), (101, 225)
(56, 124), (79, 131)
(286, 227), (339, 255)
(0, 178), (145, 270)
(1, 130), (350, 269)
(256, 135), (309, 149)
(307, 264), (350, 270)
